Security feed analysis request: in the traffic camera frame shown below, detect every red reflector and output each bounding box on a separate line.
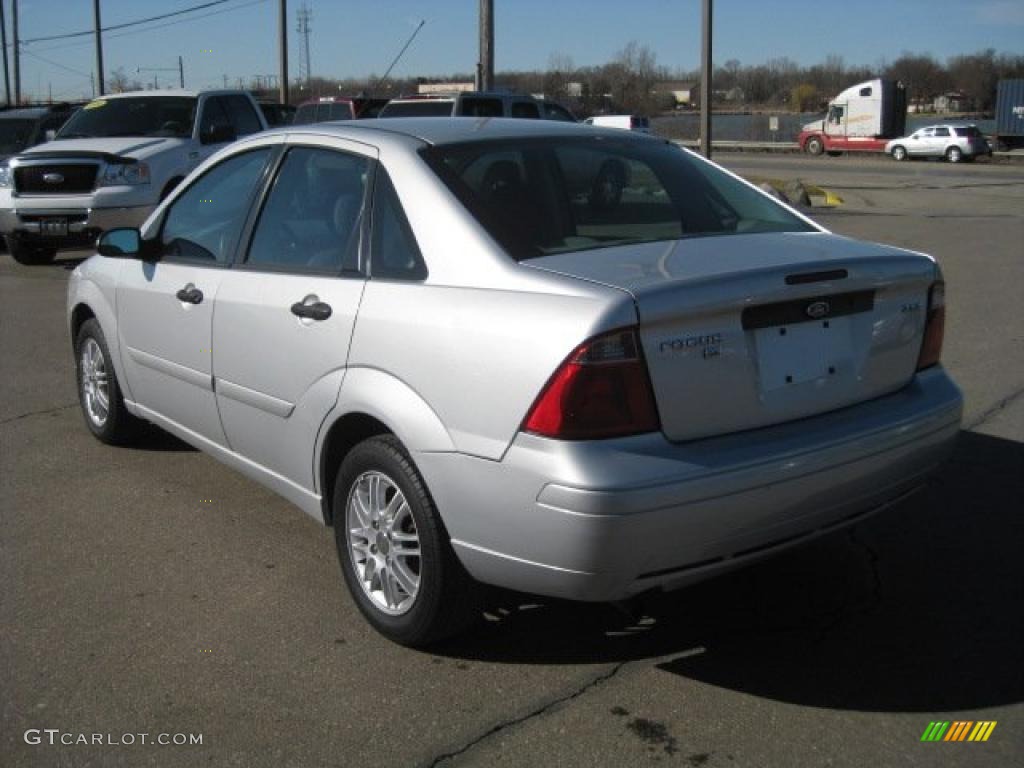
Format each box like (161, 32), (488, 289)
(524, 329), (660, 440)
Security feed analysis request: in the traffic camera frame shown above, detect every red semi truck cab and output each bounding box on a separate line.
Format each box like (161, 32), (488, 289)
(799, 78), (908, 156)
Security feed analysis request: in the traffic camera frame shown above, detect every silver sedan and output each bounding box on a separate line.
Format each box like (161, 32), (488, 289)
(67, 119), (962, 645)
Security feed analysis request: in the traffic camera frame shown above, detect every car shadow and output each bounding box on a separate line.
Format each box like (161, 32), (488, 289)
(129, 423), (197, 452)
(438, 430), (1023, 713)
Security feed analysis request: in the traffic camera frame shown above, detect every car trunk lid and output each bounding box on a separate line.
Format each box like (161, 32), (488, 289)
(525, 232), (937, 441)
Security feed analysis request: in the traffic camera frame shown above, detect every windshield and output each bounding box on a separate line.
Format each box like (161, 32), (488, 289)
(423, 137), (815, 260)
(56, 96), (196, 139)
(0, 120), (36, 154)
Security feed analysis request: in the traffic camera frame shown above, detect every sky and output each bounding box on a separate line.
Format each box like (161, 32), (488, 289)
(5, 0), (1024, 102)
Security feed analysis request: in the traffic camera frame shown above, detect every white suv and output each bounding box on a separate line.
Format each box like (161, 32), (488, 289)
(885, 124), (992, 163)
(0, 89), (266, 264)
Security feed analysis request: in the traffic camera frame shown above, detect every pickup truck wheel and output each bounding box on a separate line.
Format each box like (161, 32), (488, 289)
(891, 145), (908, 161)
(75, 318), (141, 445)
(805, 137), (824, 156)
(946, 146), (963, 163)
(333, 435), (479, 646)
(5, 237), (56, 265)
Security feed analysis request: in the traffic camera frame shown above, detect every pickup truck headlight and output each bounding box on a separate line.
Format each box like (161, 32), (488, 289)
(98, 162), (150, 187)
(0, 165), (11, 188)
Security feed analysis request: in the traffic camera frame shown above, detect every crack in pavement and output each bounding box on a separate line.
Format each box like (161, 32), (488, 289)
(0, 402), (77, 426)
(422, 661), (628, 768)
(965, 384), (1024, 431)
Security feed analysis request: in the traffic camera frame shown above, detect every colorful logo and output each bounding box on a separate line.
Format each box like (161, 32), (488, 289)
(921, 721), (997, 742)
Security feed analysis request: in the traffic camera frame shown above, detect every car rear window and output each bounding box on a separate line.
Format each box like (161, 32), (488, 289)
(423, 138), (815, 261)
(954, 126), (981, 137)
(380, 100), (454, 118)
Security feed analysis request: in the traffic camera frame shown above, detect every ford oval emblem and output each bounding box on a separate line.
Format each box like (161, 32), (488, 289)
(806, 300), (831, 319)
(43, 172), (65, 185)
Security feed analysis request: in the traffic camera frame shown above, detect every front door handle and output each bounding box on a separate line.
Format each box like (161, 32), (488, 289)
(175, 285), (204, 304)
(290, 300), (332, 321)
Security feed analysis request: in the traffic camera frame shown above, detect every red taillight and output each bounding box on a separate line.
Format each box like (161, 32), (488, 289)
(916, 281), (945, 370)
(523, 328), (660, 440)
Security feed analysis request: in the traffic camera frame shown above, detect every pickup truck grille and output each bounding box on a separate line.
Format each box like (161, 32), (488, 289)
(14, 164), (99, 195)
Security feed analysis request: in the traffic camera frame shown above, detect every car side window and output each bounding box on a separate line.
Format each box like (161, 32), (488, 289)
(511, 102), (540, 119)
(460, 97), (503, 117)
(161, 148), (271, 264)
(223, 95), (263, 136)
(370, 170), (427, 281)
(245, 147), (370, 273)
(198, 97), (231, 137)
(934, 127), (951, 137)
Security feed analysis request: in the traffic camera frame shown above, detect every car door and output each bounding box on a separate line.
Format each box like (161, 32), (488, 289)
(932, 126), (952, 154)
(192, 96), (236, 170)
(117, 145), (276, 446)
(907, 128), (930, 155)
(210, 138), (374, 487)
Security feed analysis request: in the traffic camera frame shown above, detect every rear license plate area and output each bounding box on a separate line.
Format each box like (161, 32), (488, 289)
(744, 291), (871, 392)
(755, 319), (852, 391)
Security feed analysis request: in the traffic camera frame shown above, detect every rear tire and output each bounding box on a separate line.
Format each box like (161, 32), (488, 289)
(946, 146), (963, 163)
(891, 145), (908, 162)
(75, 318), (141, 445)
(333, 435), (479, 647)
(805, 136), (824, 156)
(6, 237), (56, 265)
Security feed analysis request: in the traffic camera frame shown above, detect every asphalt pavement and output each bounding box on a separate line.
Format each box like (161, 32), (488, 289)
(2, 155), (1022, 768)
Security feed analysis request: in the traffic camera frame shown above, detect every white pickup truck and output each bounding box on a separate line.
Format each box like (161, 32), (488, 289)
(0, 89), (267, 265)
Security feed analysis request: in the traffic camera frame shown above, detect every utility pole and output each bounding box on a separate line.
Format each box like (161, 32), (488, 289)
(13, 0), (20, 104)
(93, 0), (105, 95)
(478, 0), (493, 91)
(700, 0), (713, 158)
(0, 1), (10, 106)
(278, 0), (288, 104)
(296, 2), (312, 87)
(178, 55), (184, 88)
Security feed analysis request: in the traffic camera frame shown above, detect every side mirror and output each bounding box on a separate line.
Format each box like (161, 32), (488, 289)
(96, 228), (142, 258)
(45, 129), (56, 141)
(201, 123), (236, 145)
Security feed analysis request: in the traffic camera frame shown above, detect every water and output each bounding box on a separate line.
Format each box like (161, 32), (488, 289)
(652, 113), (996, 142)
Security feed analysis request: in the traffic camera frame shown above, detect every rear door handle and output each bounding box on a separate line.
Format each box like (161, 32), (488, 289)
(290, 301), (332, 321)
(175, 285), (203, 304)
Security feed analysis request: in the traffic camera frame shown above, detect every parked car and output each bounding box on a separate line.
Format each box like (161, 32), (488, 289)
(584, 114), (651, 132)
(885, 124), (991, 162)
(0, 104), (78, 161)
(258, 101), (296, 127)
(0, 89), (267, 265)
(67, 118), (962, 646)
(378, 91), (545, 119)
(292, 96), (388, 124)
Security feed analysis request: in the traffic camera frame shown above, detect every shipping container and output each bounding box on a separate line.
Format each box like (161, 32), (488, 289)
(995, 79), (1024, 150)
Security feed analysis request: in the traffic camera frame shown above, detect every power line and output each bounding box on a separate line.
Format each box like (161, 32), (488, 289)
(25, 0), (268, 55)
(21, 50), (92, 81)
(20, 0), (241, 45)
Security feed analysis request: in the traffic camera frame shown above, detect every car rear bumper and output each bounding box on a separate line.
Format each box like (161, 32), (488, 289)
(417, 367), (962, 602)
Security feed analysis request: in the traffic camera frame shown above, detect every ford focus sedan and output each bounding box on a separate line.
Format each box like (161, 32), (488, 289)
(67, 119), (962, 646)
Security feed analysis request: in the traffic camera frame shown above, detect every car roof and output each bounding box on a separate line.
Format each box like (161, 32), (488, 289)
(86, 89), (248, 100)
(0, 107), (54, 119)
(276, 117), (653, 147)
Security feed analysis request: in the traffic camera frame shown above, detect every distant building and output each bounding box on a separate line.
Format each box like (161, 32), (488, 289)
(654, 81), (697, 107)
(566, 82), (583, 99)
(418, 82), (474, 95)
(932, 91), (974, 113)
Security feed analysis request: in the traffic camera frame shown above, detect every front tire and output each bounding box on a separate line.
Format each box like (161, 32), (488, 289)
(891, 145), (908, 161)
(946, 146), (963, 163)
(805, 136), (824, 156)
(333, 435), (478, 646)
(75, 318), (141, 445)
(5, 237), (56, 265)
